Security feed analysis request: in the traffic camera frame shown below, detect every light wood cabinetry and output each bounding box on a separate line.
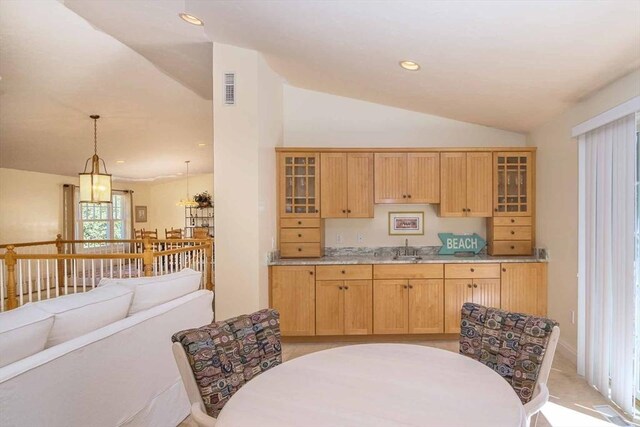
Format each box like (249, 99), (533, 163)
(320, 153), (374, 218)
(316, 266), (373, 335)
(488, 152), (535, 255)
(443, 263), (500, 333)
(270, 266), (316, 336)
(373, 265), (444, 334)
(500, 263), (547, 316)
(439, 152), (492, 217)
(374, 153), (439, 204)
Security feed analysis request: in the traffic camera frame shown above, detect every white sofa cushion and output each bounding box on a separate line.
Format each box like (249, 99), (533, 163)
(36, 285), (133, 348)
(0, 304), (54, 368)
(99, 268), (202, 315)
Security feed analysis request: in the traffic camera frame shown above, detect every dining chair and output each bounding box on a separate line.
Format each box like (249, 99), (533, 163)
(165, 228), (183, 239)
(134, 229), (144, 239)
(459, 302), (559, 427)
(172, 309), (282, 426)
(193, 227), (209, 239)
(142, 228), (158, 239)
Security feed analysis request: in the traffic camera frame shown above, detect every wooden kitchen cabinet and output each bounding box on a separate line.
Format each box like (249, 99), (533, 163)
(270, 266), (316, 336)
(439, 152), (492, 217)
(316, 279), (372, 335)
(278, 152), (320, 217)
(443, 263), (501, 333)
(374, 153), (439, 204)
(374, 278), (444, 334)
(373, 280), (408, 334)
(500, 263), (547, 316)
(320, 153), (374, 218)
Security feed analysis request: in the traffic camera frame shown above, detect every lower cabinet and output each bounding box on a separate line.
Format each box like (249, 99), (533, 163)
(373, 279), (444, 334)
(316, 280), (372, 335)
(443, 278), (500, 334)
(500, 263), (547, 316)
(270, 266), (316, 336)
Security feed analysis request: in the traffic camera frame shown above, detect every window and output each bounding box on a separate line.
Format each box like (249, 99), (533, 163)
(76, 190), (131, 248)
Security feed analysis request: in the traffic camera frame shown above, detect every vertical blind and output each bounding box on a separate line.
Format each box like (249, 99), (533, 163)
(578, 113), (637, 416)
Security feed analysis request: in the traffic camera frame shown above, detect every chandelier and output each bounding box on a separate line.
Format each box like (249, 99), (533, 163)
(79, 115), (112, 204)
(177, 160), (199, 207)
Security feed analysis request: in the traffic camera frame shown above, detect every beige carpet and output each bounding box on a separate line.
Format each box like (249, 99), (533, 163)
(181, 340), (632, 427)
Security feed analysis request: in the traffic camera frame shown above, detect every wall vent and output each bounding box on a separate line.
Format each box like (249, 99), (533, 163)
(224, 72), (235, 105)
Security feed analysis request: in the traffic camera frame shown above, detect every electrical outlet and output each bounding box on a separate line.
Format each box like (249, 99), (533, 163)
(336, 233), (343, 244)
(357, 233), (365, 244)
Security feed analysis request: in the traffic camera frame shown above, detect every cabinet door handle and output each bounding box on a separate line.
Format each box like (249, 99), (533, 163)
(510, 245), (515, 249)
(309, 271), (314, 275)
(408, 285), (413, 289)
(341, 270), (346, 274)
(342, 209), (346, 213)
(407, 195), (412, 198)
(338, 286), (343, 290)
(344, 286), (349, 290)
(470, 268), (475, 272)
(297, 221), (302, 225)
(347, 209), (351, 213)
(403, 285), (408, 289)
(467, 284), (472, 288)
(467, 208), (471, 212)
(298, 234), (302, 237)
(510, 218), (515, 223)
(473, 284), (478, 288)
(462, 208), (466, 212)
(297, 248), (302, 252)
(403, 195), (407, 198)
(502, 268), (506, 272)
(511, 230), (515, 235)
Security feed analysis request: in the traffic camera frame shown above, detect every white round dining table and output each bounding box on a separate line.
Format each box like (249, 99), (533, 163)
(215, 343), (527, 427)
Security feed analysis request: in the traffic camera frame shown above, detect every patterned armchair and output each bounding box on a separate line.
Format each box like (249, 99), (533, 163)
(459, 303), (559, 425)
(172, 309), (282, 426)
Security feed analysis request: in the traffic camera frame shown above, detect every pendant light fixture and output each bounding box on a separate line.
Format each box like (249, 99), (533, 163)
(177, 160), (199, 207)
(79, 115), (112, 204)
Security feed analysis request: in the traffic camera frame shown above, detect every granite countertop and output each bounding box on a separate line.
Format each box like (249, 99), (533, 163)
(269, 246), (548, 266)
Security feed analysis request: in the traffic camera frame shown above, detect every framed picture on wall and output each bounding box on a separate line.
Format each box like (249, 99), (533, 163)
(388, 211), (424, 235)
(135, 206), (148, 223)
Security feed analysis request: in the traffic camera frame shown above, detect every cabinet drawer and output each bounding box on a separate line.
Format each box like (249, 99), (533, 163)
(280, 228), (321, 243)
(445, 263), (500, 279)
(493, 226), (532, 241)
(280, 243), (322, 258)
(491, 241), (532, 256)
(316, 265), (372, 281)
(281, 218), (321, 228)
(373, 264), (443, 279)
(492, 217), (532, 226)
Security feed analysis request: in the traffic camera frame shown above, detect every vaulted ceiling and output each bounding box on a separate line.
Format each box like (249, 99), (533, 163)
(1, 0), (638, 180)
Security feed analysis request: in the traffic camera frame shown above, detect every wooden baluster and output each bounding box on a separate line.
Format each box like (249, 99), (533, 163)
(205, 239), (214, 290)
(143, 238), (153, 277)
(5, 246), (18, 310)
(55, 234), (64, 293)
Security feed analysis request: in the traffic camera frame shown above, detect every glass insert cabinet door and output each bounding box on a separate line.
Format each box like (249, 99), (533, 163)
(493, 152), (533, 216)
(279, 152), (320, 217)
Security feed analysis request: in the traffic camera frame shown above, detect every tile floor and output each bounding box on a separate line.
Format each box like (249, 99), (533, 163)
(182, 340), (633, 427)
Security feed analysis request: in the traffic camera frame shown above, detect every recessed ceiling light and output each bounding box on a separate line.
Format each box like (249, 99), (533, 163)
(116, 160), (125, 164)
(399, 60), (420, 71)
(198, 143), (207, 147)
(179, 13), (204, 26)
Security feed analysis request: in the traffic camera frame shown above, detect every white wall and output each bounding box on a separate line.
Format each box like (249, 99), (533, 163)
(213, 43), (283, 319)
(0, 168), (75, 244)
(527, 69), (640, 364)
(0, 167), (207, 243)
(283, 86), (527, 247)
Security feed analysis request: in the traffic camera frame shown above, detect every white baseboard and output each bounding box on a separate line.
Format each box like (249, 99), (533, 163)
(556, 339), (578, 367)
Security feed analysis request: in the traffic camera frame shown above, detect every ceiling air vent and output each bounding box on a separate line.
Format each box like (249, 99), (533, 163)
(224, 72), (235, 105)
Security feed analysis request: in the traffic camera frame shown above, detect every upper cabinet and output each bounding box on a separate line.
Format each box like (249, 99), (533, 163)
(493, 152), (533, 216)
(320, 153), (374, 218)
(278, 152), (320, 218)
(439, 152), (492, 217)
(374, 153), (439, 204)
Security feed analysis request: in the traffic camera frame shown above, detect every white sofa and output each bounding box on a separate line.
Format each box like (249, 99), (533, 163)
(0, 269), (214, 427)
